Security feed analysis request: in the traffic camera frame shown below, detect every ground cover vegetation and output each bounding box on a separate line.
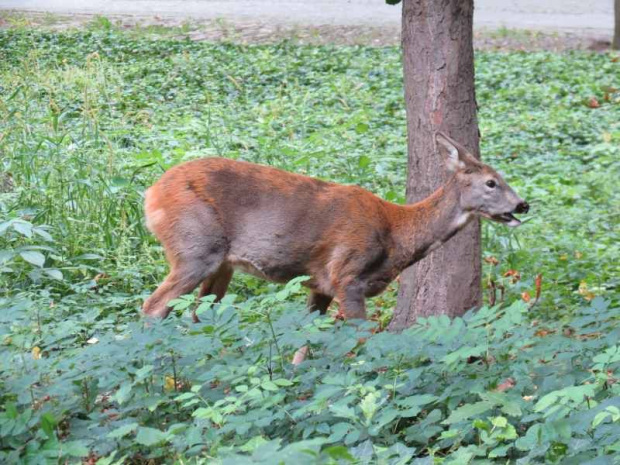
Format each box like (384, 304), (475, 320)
(0, 23), (619, 464)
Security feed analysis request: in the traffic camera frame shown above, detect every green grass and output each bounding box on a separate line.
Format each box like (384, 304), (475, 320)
(0, 28), (619, 463)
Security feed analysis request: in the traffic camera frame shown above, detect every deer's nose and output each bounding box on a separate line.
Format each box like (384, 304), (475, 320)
(515, 201), (529, 214)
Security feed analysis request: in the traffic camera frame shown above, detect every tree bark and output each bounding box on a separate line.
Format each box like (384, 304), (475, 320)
(614, 0), (620, 50)
(389, 0), (481, 331)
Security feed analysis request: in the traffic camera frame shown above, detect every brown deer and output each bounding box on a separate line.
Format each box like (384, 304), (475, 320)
(142, 132), (528, 335)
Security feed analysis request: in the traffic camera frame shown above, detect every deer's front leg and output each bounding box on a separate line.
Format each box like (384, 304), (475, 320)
(292, 292), (333, 366)
(292, 284), (365, 366)
(337, 281), (367, 320)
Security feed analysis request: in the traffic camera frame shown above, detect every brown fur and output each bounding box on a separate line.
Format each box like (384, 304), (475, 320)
(142, 133), (527, 322)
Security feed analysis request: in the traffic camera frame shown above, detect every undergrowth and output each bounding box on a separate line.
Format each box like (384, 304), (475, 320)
(0, 28), (619, 463)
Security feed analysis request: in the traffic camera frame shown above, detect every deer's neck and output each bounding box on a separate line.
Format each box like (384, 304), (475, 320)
(389, 178), (473, 270)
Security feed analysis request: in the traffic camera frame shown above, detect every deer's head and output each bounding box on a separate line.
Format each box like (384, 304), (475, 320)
(437, 132), (529, 227)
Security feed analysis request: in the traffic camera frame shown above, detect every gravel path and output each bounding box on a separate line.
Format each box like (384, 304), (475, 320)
(0, 0), (614, 35)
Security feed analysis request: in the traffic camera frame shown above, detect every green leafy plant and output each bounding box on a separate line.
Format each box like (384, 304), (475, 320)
(0, 26), (618, 463)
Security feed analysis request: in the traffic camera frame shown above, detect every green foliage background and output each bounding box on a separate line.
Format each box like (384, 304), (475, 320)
(0, 27), (619, 463)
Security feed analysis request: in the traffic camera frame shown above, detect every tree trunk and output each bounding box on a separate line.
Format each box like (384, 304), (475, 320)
(389, 0), (481, 331)
(614, 0), (620, 50)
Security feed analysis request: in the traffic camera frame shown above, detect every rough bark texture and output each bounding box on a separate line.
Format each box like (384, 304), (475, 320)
(614, 0), (620, 50)
(389, 0), (481, 331)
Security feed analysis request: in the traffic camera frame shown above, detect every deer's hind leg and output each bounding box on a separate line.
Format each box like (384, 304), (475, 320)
(142, 209), (228, 319)
(307, 291), (332, 314)
(192, 264), (234, 323)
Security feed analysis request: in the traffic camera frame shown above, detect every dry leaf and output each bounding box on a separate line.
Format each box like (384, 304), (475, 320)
(563, 327), (575, 337)
(504, 269), (521, 283)
(32, 346), (42, 360)
(494, 377), (516, 392)
(578, 281), (595, 301)
(534, 274), (543, 300)
(292, 346), (308, 366)
(574, 251), (583, 259)
(94, 273), (109, 283)
(164, 376), (176, 391)
(484, 256), (499, 266)
(535, 328), (552, 337)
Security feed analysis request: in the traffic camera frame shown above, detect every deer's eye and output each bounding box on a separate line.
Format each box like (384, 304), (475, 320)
(486, 180), (497, 188)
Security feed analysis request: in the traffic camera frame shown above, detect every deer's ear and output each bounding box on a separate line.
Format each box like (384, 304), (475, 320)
(436, 132), (476, 172)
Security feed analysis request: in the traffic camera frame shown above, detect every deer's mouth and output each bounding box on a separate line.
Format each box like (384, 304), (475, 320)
(480, 211), (522, 227)
(493, 212), (522, 227)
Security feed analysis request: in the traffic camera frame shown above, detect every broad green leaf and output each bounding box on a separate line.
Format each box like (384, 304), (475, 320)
(75, 253), (103, 260)
(330, 404), (357, 421)
(274, 378), (294, 386)
(442, 346), (486, 365)
(360, 392), (380, 424)
(44, 268), (63, 280)
(0, 250), (15, 264)
(398, 394), (438, 407)
(62, 440), (89, 457)
(261, 380), (279, 391)
(355, 123), (369, 134)
(40, 412), (56, 437)
(240, 435), (269, 452)
(20, 251), (45, 267)
(136, 427), (168, 446)
(33, 228), (54, 242)
(113, 382), (132, 405)
(592, 411), (611, 428)
(107, 423), (138, 439)
(515, 424), (543, 451)
(534, 385), (597, 413)
(443, 401), (495, 425)
(323, 445), (355, 461)
(168, 295), (195, 310)
(351, 439), (373, 460)
(0, 221), (11, 236)
(326, 422), (351, 443)
(13, 221), (33, 238)
(489, 444), (510, 458)
(135, 364), (154, 380)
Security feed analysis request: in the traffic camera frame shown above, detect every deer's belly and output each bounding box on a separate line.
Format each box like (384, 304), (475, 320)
(227, 254), (306, 284)
(363, 279), (392, 297)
